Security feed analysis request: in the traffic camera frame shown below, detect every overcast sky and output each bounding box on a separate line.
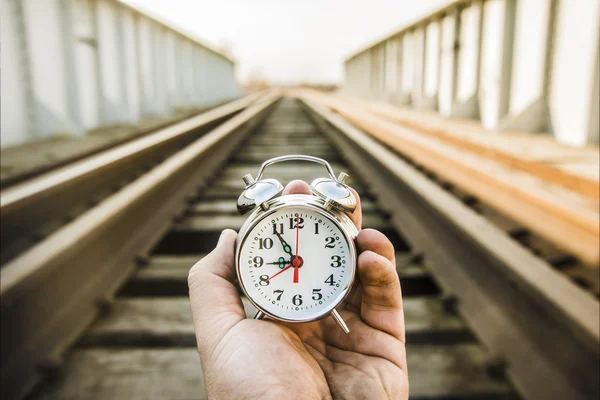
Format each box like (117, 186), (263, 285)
(125, 0), (449, 85)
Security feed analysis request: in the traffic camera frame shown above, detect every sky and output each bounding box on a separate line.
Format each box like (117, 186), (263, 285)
(125, 0), (450, 85)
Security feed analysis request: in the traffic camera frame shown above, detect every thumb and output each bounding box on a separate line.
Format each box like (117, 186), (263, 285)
(189, 229), (238, 282)
(189, 229), (245, 359)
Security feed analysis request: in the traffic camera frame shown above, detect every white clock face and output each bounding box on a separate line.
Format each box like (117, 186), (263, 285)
(238, 205), (355, 321)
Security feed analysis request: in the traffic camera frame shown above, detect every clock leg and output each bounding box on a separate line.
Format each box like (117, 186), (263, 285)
(254, 310), (266, 320)
(331, 309), (350, 334)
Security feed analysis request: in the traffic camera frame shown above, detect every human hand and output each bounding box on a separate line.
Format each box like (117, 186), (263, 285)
(188, 180), (408, 399)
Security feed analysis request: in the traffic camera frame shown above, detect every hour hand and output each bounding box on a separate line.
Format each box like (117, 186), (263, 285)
(274, 231), (293, 256)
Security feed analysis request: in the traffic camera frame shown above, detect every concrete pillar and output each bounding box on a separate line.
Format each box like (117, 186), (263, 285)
(500, 0), (553, 132)
(548, 0), (600, 145)
(1, 0), (34, 146)
(96, 0), (128, 124)
(423, 20), (440, 110)
(452, 3), (483, 119)
(22, 0), (83, 138)
(120, 6), (142, 123)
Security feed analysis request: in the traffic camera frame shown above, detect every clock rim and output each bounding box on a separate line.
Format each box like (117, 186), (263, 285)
(235, 194), (358, 323)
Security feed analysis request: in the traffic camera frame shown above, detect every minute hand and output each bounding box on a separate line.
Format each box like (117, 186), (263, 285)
(274, 231), (293, 257)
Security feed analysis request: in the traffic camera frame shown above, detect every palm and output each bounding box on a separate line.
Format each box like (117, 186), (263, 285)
(193, 274), (406, 399)
(286, 290), (408, 399)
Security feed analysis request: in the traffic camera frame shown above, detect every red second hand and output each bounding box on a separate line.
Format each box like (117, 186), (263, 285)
(267, 264), (293, 282)
(293, 218), (299, 283)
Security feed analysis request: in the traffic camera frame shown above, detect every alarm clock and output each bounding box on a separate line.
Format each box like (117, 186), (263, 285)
(235, 155), (358, 334)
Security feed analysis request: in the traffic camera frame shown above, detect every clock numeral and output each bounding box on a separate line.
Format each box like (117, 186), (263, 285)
(259, 275), (270, 286)
(325, 237), (335, 248)
(312, 289), (323, 300)
(330, 255), (342, 268)
(258, 238), (273, 249)
(273, 289), (284, 301)
(289, 216), (304, 229)
(272, 223), (284, 235)
(253, 256), (263, 268)
(292, 294), (303, 306)
(325, 274), (335, 286)
(314, 223), (319, 234)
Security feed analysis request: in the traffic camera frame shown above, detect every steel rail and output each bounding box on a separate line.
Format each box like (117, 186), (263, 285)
(0, 92), (264, 266)
(300, 98), (599, 400)
(0, 92), (281, 400)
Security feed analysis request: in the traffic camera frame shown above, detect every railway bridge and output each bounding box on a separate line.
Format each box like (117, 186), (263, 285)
(1, 1), (599, 399)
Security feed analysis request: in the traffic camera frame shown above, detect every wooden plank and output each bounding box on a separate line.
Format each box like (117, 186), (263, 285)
(558, 163), (600, 181)
(232, 149), (341, 161)
(158, 214), (411, 253)
(232, 154), (343, 164)
(80, 297), (466, 347)
(406, 345), (516, 399)
(190, 200), (241, 214)
(249, 138), (331, 146)
(34, 349), (207, 400)
(79, 298), (256, 347)
(34, 345), (513, 400)
(303, 91), (600, 267)
(191, 198), (380, 214)
(346, 95), (600, 199)
(238, 143), (332, 152)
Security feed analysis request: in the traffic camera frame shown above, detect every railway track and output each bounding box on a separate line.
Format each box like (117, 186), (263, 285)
(2, 97), (598, 399)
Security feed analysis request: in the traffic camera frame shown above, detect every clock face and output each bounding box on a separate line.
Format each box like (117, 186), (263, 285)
(237, 205), (356, 321)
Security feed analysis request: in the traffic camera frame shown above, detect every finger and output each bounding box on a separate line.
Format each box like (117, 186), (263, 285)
(357, 228), (395, 263)
(282, 179), (311, 195)
(282, 180), (362, 230)
(356, 230), (404, 342)
(189, 229), (239, 282)
(347, 228), (396, 310)
(188, 230), (245, 359)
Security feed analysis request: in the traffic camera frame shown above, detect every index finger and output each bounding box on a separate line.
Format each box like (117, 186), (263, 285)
(282, 180), (362, 230)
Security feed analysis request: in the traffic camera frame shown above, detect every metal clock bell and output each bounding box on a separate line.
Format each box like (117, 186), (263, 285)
(235, 155), (358, 333)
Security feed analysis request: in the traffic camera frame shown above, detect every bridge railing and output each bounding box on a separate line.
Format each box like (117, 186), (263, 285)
(1, 0), (240, 148)
(343, 0), (599, 147)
